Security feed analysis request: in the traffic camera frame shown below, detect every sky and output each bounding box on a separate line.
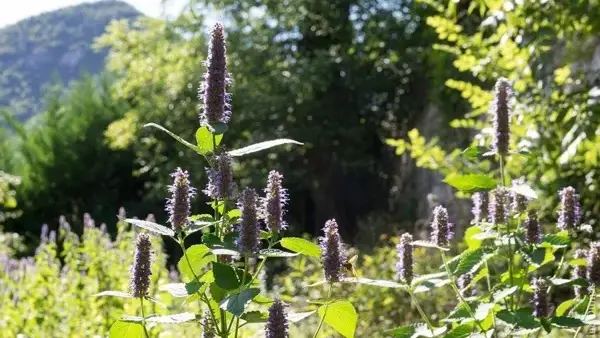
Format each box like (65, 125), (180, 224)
(0, 0), (188, 28)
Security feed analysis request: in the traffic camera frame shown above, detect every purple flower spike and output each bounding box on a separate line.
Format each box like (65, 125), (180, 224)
(199, 23), (231, 126)
(431, 206), (453, 247)
(557, 186), (582, 231)
(490, 78), (513, 155)
(489, 188), (509, 225)
(130, 233), (153, 298)
(201, 310), (216, 338)
(573, 249), (589, 297)
(265, 299), (289, 338)
(166, 168), (196, 231)
(396, 233), (413, 285)
(524, 211), (542, 245)
(588, 242), (600, 286)
(204, 153), (235, 200)
(236, 188), (260, 255)
(458, 273), (475, 297)
(472, 192), (489, 224)
(320, 219), (346, 283)
(532, 278), (549, 318)
(262, 170), (288, 233)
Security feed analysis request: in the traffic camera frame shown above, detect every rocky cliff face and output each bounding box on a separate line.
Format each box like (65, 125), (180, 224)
(0, 0), (140, 121)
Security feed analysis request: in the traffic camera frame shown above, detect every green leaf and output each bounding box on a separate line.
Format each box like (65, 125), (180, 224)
(241, 311), (269, 323)
(411, 272), (447, 285)
(454, 248), (490, 276)
(189, 214), (214, 222)
(413, 279), (451, 294)
(212, 248), (240, 256)
(219, 288), (260, 317)
(228, 139), (303, 157)
(464, 226), (482, 249)
(146, 313), (197, 324)
(549, 278), (589, 287)
(109, 320), (144, 338)
(540, 318), (552, 333)
(474, 303), (495, 321)
(339, 277), (407, 288)
(496, 310), (518, 325)
(213, 262), (242, 290)
(96, 291), (132, 298)
(542, 231), (571, 248)
(442, 303), (471, 323)
(177, 244), (214, 281)
(492, 286), (518, 303)
(207, 122), (228, 135)
(388, 324), (416, 338)
(259, 249), (299, 258)
(280, 237), (321, 257)
(462, 146), (487, 159)
(551, 316), (585, 328)
(514, 308), (540, 329)
(411, 240), (450, 251)
(443, 323), (473, 338)
(226, 209), (242, 220)
(144, 123), (197, 152)
(510, 183), (538, 199)
(318, 301), (358, 338)
(288, 311), (317, 323)
(158, 283), (200, 298)
(556, 299), (578, 316)
(123, 218), (175, 237)
(443, 174), (496, 193)
(196, 126), (223, 155)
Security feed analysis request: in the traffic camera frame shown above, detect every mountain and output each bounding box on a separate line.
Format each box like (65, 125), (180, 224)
(0, 1), (141, 121)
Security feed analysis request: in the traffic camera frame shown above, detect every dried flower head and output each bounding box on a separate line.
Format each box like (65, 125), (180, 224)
(573, 249), (589, 297)
(431, 206), (453, 247)
(265, 299), (289, 338)
(320, 219), (346, 283)
(204, 153), (235, 200)
(490, 78), (512, 155)
(532, 278), (549, 318)
(166, 168), (196, 231)
(588, 242), (600, 285)
(199, 23), (231, 126)
(557, 186), (582, 231)
(396, 233), (414, 284)
(510, 178), (529, 213)
(236, 188), (260, 254)
(471, 192), (489, 224)
(130, 233), (153, 298)
(262, 170), (288, 233)
(524, 211), (542, 245)
(200, 310), (216, 338)
(458, 273), (475, 297)
(489, 188), (509, 225)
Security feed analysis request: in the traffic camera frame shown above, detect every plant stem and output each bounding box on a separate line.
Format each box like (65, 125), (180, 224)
(140, 297), (150, 338)
(313, 284), (333, 338)
(408, 289), (435, 334)
(547, 247), (567, 296)
(234, 255), (250, 338)
(574, 289), (595, 337)
(440, 250), (486, 333)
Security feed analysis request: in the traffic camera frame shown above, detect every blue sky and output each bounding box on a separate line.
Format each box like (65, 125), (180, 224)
(0, 0), (188, 28)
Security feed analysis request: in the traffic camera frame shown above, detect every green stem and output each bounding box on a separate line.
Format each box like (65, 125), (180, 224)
(313, 284), (333, 338)
(574, 289), (595, 337)
(408, 289), (435, 334)
(140, 297), (150, 338)
(440, 250), (487, 333)
(234, 255), (250, 337)
(547, 247), (567, 296)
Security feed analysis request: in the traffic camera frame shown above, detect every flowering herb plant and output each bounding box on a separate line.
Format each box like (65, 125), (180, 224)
(98, 23), (598, 338)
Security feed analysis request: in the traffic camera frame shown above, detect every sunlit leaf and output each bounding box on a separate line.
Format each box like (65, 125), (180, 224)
(228, 139), (303, 157)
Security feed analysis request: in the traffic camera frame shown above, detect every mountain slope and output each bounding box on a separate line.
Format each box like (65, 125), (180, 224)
(0, 0), (141, 121)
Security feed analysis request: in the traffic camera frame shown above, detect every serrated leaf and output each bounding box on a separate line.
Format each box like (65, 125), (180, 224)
(454, 248), (490, 276)
(226, 209), (242, 220)
(413, 279), (451, 293)
(196, 126), (223, 155)
(462, 146), (487, 159)
(542, 231), (571, 248)
(475, 303), (495, 321)
(465, 226), (482, 249)
(540, 318), (552, 333)
(442, 303), (471, 323)
(411, 272), (447, 285)
(144, 123), (197, 152)
(109, 320), (144, 338)
(318, 301), (357, 338)
(388, 324), (416, 338)
(177, 244), (214, 281)
(184, 221), (214, 235)
(280, 237), (321, 257)
(443, 324), (473, 338)
(207, 122), (228, 135)
(123, 218), (175, 237)
(213, 262), (242, 290)
(96, 291), (132, 298)
(551, 316), (585, 328)
(189, 214), (214, 222)
(259, 249), (299, 258)
(556, 299), (578, 316)
(211, 248), (240, 257)
(549, 278), (589, 287)
(493, 286), (518, 303)
(288, 311), (317, 323)
(146, 313), (197, 324)
(510, 184), (538, 199)
(443, 174), (496, 193)
(241, 311), (269, 323)
(339, 277), (407, 288)
(159, 283), (190, 298)
(496, 310), (518, 325)
(411, 240), (450, 251)
(514, 308), (540, 329)
(228, 139), (303, 157)
(219, 288), (260, 317)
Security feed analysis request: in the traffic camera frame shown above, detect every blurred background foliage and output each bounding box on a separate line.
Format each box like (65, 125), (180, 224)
(0, 0), (599, 336)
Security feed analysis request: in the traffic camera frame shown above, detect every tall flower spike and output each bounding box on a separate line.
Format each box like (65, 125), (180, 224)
(166, 168), (196, 231)
(320, 219), (346, 283)
(490, 77), (512, 155)
(431, 206), (453, 247)
(396, 233), (414, 285)
(200, 23), (231, 126)
(471, 192), (489, 224)
(510, 178), (529, 214)
(532, 278), (549, 318)
(130, 233), (153, 298)
(489, 188), (509, 225)
(588, 242), (600, 285)
(573, 249), (589, 297)
(201, 310), (216, 338)
(204, 153), (235, 200)
(458, 273), (475, 297)
(236, 188), (260, 254)
(265, 299), (289, 338)
(524, 211), (542, 245)
(262, 170), (288, 233)
(557, 186), (582, 231)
